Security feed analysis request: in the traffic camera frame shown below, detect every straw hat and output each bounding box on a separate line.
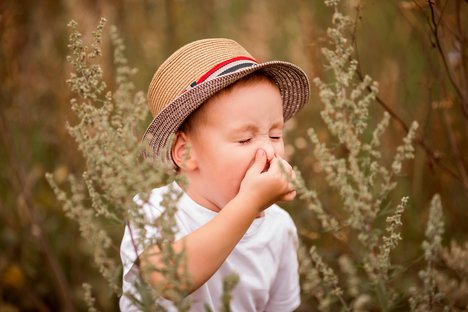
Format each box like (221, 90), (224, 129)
(143, 38), (310, 162)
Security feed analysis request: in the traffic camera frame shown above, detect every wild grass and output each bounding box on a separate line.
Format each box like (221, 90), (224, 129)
(45, 0), (467, 311)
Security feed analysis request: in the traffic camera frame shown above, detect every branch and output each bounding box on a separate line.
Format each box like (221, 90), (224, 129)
(351, 6), (464, 188)
(427, 0), (468, 117)
(441, 108), (468, 190)
(455, 0), (468, 102)
(358, 66), (463, 187)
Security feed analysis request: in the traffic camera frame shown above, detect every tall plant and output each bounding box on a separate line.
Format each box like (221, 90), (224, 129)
(46, 18), (190, 310)
(47, 1), (468, 311)
(294, 0), (425, 310)
(296, 0), (467, 311)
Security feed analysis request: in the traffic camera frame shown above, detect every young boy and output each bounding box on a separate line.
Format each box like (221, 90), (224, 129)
(120, 38), (310, 311)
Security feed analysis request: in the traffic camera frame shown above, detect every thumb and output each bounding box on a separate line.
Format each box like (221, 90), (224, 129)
(247, 149), (267, 175)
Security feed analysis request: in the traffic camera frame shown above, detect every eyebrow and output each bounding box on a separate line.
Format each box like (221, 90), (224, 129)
(231, 121), (284, 133)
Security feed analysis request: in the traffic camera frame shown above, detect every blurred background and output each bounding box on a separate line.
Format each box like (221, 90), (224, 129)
(1, 0), (467, 310)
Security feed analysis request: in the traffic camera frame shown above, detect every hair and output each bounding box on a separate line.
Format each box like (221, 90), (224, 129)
(177, 71), (278, 135)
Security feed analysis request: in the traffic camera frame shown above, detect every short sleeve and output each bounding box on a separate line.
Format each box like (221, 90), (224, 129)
(264, 216), (300, 312)
(120, 189), (180, 312)
(120, 193), (164, 283)
(121, 222), (146, 282)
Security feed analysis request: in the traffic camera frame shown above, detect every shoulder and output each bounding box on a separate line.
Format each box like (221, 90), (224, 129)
(133, 185), (165, 207)
(262, 204), (298, 242)
(265, 204), (296, 229)
(132, 182), (180, 218)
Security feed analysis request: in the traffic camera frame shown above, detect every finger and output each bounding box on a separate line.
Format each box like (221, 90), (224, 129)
(280, 190), (296, 202)
(245, 149), (267, 176)
(268, 156), (281, 171)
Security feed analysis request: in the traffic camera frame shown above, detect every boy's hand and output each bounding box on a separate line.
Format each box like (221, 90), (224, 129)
(239, 149), (296, 212)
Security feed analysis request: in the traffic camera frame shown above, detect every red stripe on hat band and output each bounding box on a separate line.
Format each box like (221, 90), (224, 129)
(196, 56), (258, 84)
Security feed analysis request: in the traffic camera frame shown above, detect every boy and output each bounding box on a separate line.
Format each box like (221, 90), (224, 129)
(120, 38), (310, 311)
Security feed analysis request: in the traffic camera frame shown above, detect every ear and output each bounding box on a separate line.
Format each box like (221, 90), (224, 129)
(171, 132), (198, 171)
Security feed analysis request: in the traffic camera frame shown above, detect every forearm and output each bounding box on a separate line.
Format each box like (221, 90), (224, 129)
(141, 193), (261, 294)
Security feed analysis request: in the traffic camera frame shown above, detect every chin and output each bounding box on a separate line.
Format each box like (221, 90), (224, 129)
(218, 193), (237, 209)
(215, 182), (242, 208)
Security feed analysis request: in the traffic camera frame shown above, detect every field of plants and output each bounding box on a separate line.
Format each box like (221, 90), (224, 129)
(1, 0), (467, 311)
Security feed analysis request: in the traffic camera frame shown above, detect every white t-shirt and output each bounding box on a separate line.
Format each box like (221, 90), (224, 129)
(120, 182), (300, 312)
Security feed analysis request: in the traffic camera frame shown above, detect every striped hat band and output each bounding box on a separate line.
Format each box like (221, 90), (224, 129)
(184, 56), (258, 93)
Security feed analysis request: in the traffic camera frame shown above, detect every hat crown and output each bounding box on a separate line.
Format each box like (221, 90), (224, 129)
(147, 38), (255, 117)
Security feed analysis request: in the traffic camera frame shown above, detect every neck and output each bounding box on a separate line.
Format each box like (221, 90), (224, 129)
(177, 175), (222, 212)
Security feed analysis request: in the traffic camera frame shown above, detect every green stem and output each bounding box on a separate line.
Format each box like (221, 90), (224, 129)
(375, 279), (389, 312)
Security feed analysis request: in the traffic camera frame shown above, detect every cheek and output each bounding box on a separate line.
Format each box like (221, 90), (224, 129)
(274, 141), (286, 158)
(235, 148), (257, 174)
(224, 147), (257, 182)
(214, 150), (253, 203)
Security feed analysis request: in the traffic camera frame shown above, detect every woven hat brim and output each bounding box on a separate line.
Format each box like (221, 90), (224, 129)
(143, 60), (310, 161)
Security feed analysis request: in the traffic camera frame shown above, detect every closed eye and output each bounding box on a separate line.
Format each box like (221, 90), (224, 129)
(270, 136), (282, 140)
(238, 138), (251, 144)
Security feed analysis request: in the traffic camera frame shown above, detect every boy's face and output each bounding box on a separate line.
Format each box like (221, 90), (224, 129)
(184, 79), (285, 211)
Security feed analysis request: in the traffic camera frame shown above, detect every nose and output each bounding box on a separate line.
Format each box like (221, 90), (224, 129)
(258, 139), (275, 162)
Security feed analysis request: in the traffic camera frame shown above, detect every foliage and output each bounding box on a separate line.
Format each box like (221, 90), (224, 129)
(296, 1), (415, 310)
(293, 1), (467, 311)
(46, 18), (190, 310)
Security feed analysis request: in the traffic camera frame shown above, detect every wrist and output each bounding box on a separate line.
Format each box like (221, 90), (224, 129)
(235, 189), (270, 215)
